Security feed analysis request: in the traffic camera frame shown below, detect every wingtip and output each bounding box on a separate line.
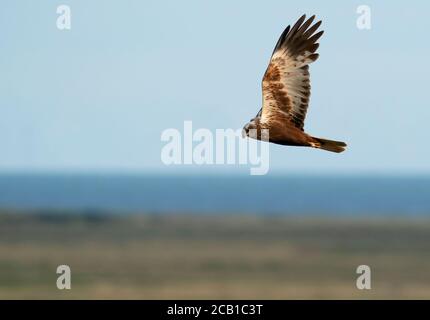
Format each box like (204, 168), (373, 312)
(297, 14), (307, 24)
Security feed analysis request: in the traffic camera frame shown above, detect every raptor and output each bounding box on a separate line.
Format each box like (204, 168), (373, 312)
(243, 14), (347, 153)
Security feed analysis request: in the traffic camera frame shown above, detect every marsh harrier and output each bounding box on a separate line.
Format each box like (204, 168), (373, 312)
(243, 15), (347, 153)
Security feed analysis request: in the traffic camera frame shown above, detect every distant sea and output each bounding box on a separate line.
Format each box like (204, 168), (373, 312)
(0, 174), (429, 216)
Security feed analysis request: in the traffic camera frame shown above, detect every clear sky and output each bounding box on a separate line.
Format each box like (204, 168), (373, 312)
(0, 0), (428, 174)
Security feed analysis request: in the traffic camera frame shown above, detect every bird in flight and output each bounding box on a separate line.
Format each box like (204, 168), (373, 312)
(243, 14), (347, 153)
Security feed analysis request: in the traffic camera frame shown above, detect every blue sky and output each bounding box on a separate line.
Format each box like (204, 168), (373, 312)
(0, 0), (428, 174)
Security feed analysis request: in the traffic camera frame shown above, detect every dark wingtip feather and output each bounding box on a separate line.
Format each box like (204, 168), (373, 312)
(287, 15), (307, 41)
(272, 24), (291, 55)
(271, 15), (324, 57)
(302, 20), (322, 39)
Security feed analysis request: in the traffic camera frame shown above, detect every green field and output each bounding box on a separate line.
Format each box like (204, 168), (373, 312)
(0, 211), (429, 299)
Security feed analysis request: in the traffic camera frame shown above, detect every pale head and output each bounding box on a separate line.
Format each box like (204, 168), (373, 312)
(242, 117), (261, 138)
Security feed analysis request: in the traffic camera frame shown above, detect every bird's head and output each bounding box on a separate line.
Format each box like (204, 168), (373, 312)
(242, 118), (260, 138)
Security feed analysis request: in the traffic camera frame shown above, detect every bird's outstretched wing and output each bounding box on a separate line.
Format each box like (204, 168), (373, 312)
(261, 15), (323, 130)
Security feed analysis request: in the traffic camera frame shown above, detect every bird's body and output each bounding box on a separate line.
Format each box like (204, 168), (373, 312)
(243, 15), (347, 153)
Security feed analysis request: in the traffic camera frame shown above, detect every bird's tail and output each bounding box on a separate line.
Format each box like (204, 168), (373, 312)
(311, 137), (347, 153)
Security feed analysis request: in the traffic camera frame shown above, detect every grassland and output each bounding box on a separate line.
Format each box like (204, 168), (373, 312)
(0, 211), (430, 299)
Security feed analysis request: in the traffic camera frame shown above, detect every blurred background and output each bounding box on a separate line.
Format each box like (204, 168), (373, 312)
(0, 0), (429, 299)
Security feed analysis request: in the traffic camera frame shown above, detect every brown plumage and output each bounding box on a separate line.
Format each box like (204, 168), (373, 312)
(243, 14), (347, 153)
